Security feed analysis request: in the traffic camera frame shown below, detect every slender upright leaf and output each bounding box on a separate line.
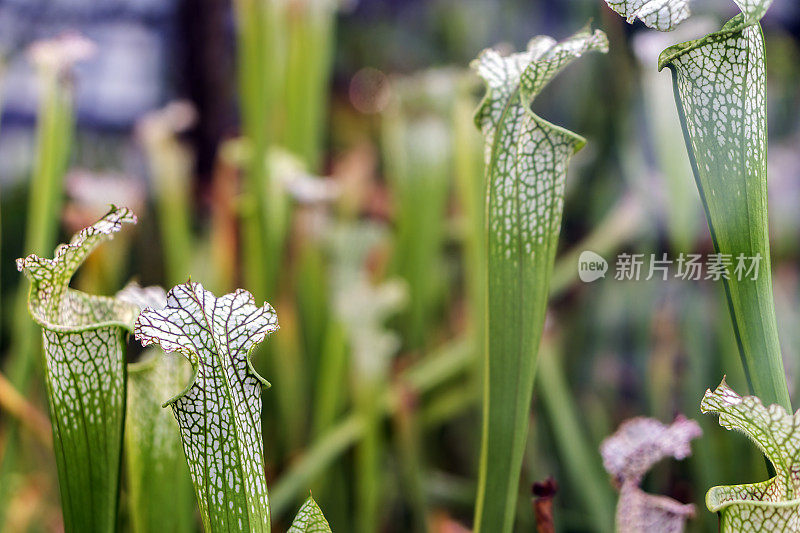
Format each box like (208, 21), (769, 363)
(537, 343), (615, 530)
(16, 206), (139, 533)
(328, 224), (406, 533)
(134, 282), (279, 532)
(0, 39), (92, 511)
(655, 0), (789, 409)
(383, 75), (453, 349)
(288, 495), (332, 533)
(136, 101), (196, 286)
(234, 0), (287, 301)
(701, 379), (800, 529)
(284, 0), (337, 171)
(8, 34), (92, 384)
(470, 27), (608, 533)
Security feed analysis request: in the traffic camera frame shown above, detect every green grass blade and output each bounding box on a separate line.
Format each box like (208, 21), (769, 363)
(134, 282), (279, 532)
(16, 207), (140, 532)
(7, 38), (80, 391)
(658, 1), (789, 410)
(137, 102), (196, 286)
(470, 27), (608, 532)
(312, 320), (348, 440)
(296, 240), (330, 403)
(283, 0), (336, 171)
(125, 349), (195, 533)
(452, 77), (487, 343)
(537, 341), (616, 531)
(328, 224), (405, 533)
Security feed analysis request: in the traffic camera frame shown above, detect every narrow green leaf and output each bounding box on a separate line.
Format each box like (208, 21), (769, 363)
(136, 101), (196, 286)
(701, 379), (800, 529)
(383, 76), (453, 349)
(125, 347), (195, 533)
(656, 0), (788, 410)
(284, 0), (337, 171)
(4, 34), (91, 414)
(470, 27), (608, 533)
(288, 495), (332, 533)
(16, 206), (139, 533)
(327, 224), (406, 533)
(537, 343), (615, 530)
(134, 282), (279, 532)
(234, 0), (287, 302)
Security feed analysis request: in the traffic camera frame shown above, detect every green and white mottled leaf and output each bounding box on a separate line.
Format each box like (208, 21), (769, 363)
(701, 379), (800, 529)
(287, 495), (332, 533)
(126, 345), (196, 533)
(16, 206), (139, 533)
(604, 0), (691, 31)
(470, 27), (608, 533)
(601, 416), (701, 532)
(134, 281), (279, 532)
(656, 0), (789, 410)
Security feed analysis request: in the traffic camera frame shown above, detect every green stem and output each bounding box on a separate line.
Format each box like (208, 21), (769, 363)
(283, 0), (336, 171)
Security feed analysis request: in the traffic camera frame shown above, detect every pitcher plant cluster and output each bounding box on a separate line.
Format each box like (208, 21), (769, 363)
(8, 0), (799, 531)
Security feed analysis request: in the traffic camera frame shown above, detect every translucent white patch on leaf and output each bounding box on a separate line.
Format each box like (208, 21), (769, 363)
(288, 495), (332, 533)
(335, 277), (406, 380)
(134, 281), (279, 533)
(272, 148), (340, 205)
(601, 416), (701, 533)
(605, 0), (691, 31)
(117, 282), (167, 311)
(701, 379), (800, 529)
(15, 206), (142, 532)
(734, 0), (774, 25)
